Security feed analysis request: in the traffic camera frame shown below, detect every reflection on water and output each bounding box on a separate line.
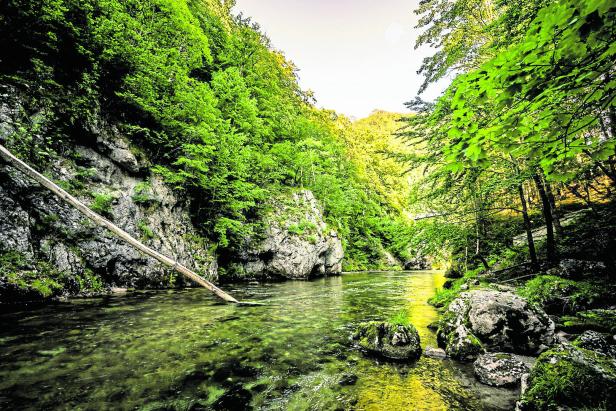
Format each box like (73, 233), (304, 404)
(0, 271), (518, 410)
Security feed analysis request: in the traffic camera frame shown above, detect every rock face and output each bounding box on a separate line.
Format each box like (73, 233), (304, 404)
(0, 95), (217, 301)
(473, 353), (530, 387)
(517, 343), (616, 411)
(573, 330), (616, 358)
(437, 290), (555, 361)
(353, 321), (422, 361)
(404, 255), (431, 270)
(233, 190), (343, 279)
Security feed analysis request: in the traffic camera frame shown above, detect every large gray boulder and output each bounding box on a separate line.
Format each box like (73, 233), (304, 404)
(234, 190), (343, 279)
(353, 321), (422, 361)
(473, 353), (531, 387)
(437, 290), (555, 361)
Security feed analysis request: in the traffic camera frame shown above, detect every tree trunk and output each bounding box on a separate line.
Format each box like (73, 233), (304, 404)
(0, 144), (239, 304)
(518, 183), (539, 270)
(533, 173), (557, 263)
(544, 179), (563, 237)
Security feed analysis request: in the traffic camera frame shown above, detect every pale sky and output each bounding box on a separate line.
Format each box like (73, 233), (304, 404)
(232, 0), (450, 119)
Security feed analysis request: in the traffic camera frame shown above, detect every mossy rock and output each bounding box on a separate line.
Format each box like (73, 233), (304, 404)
(560, 309), (616, 335)
(436, 290), (554, 361)
(517, 275), (602, 315)
(352, 321), (422, 361)
(573, 331), (616, 358)
(518, 344), (616, 410)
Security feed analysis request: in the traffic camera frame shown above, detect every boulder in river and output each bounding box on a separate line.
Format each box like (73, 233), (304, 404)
(437, 290), (554, 361)
(517, 343), (616, 410)
(353, 321), (422, 361)
(424, 346), (447, 359)
(473, 353), (530, 387)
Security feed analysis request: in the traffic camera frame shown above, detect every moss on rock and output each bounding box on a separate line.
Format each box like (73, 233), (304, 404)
(518, 344), (616, 410)
(560, 309), (616, 334)
(518, 275), (602, 315)
(353, 321), (422, 361)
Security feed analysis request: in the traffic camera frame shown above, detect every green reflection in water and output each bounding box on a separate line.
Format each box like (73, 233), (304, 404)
(0, 271), (517, 410)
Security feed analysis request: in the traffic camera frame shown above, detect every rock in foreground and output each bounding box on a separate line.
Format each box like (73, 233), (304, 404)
(353, 321), (422, 361)
(473, 353), (530, 387)
(437, 290), (554, 361)
(517, 344), (616, 410)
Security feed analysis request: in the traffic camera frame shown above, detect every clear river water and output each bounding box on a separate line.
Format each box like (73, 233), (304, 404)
(0, 271), (519, 410)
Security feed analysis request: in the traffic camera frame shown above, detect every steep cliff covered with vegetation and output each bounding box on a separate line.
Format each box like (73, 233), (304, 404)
(0, 0), (441, 300)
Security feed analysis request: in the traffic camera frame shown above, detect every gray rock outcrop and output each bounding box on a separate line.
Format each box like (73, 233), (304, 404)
(437, 290), (555, 361)
(1, 94), (217, 301)
(233, 190), (343, 279)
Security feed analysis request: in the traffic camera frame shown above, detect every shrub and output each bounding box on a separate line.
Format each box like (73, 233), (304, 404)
(90, 193), (114, 217)
(518, 275), (601, 314)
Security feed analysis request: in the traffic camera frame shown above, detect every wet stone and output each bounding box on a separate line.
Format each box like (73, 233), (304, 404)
(473, 353), (530, 387)
(424, 346), (447, 359)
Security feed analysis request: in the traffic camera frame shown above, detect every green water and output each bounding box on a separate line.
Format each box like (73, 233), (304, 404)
(0, 271), (519, 410)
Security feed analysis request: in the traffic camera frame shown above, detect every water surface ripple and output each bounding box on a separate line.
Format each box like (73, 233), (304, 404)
(0, 271), (518, 410)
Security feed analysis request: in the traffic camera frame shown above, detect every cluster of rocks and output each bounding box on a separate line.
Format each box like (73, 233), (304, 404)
(431, 288), (616, 410)
(348, 284), (615, 408)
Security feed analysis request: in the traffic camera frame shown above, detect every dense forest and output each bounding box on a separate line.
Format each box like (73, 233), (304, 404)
(1, 0), (615, 410)
(0, 0), (444, 294)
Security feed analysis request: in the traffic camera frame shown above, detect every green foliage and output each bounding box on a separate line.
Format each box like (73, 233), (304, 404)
(287, 219), (317, 236)
(442, 0), (616, 178)
(89, 193), (114, 217)
(518, 275), (602, 314)
(389, 310), (411, 327)
(519, 345), (616, 410)
(137, 220), (156, 241)
(132, 182), (157, 205)
(0, 252), (62, 299)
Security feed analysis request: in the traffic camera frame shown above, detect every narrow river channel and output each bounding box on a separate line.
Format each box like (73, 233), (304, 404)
(0, 271), (519, 410)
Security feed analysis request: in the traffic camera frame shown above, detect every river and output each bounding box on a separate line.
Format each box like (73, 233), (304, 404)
(0, 271), (519, 410)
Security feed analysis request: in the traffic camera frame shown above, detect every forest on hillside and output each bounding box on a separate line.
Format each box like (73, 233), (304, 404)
(1, 0), (615, 410)
(0, 0), (450, 293)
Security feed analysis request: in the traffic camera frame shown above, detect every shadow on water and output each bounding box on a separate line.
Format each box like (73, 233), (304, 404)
(0, 271), (519, 410)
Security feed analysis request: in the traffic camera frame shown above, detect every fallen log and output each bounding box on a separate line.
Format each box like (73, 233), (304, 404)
(0, 143), (239, 304)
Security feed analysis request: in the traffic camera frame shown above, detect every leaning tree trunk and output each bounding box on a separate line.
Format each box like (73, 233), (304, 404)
(518, 183), (539, 270)
(0, 144), (239, 304)
(533, 173), (557, 264)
